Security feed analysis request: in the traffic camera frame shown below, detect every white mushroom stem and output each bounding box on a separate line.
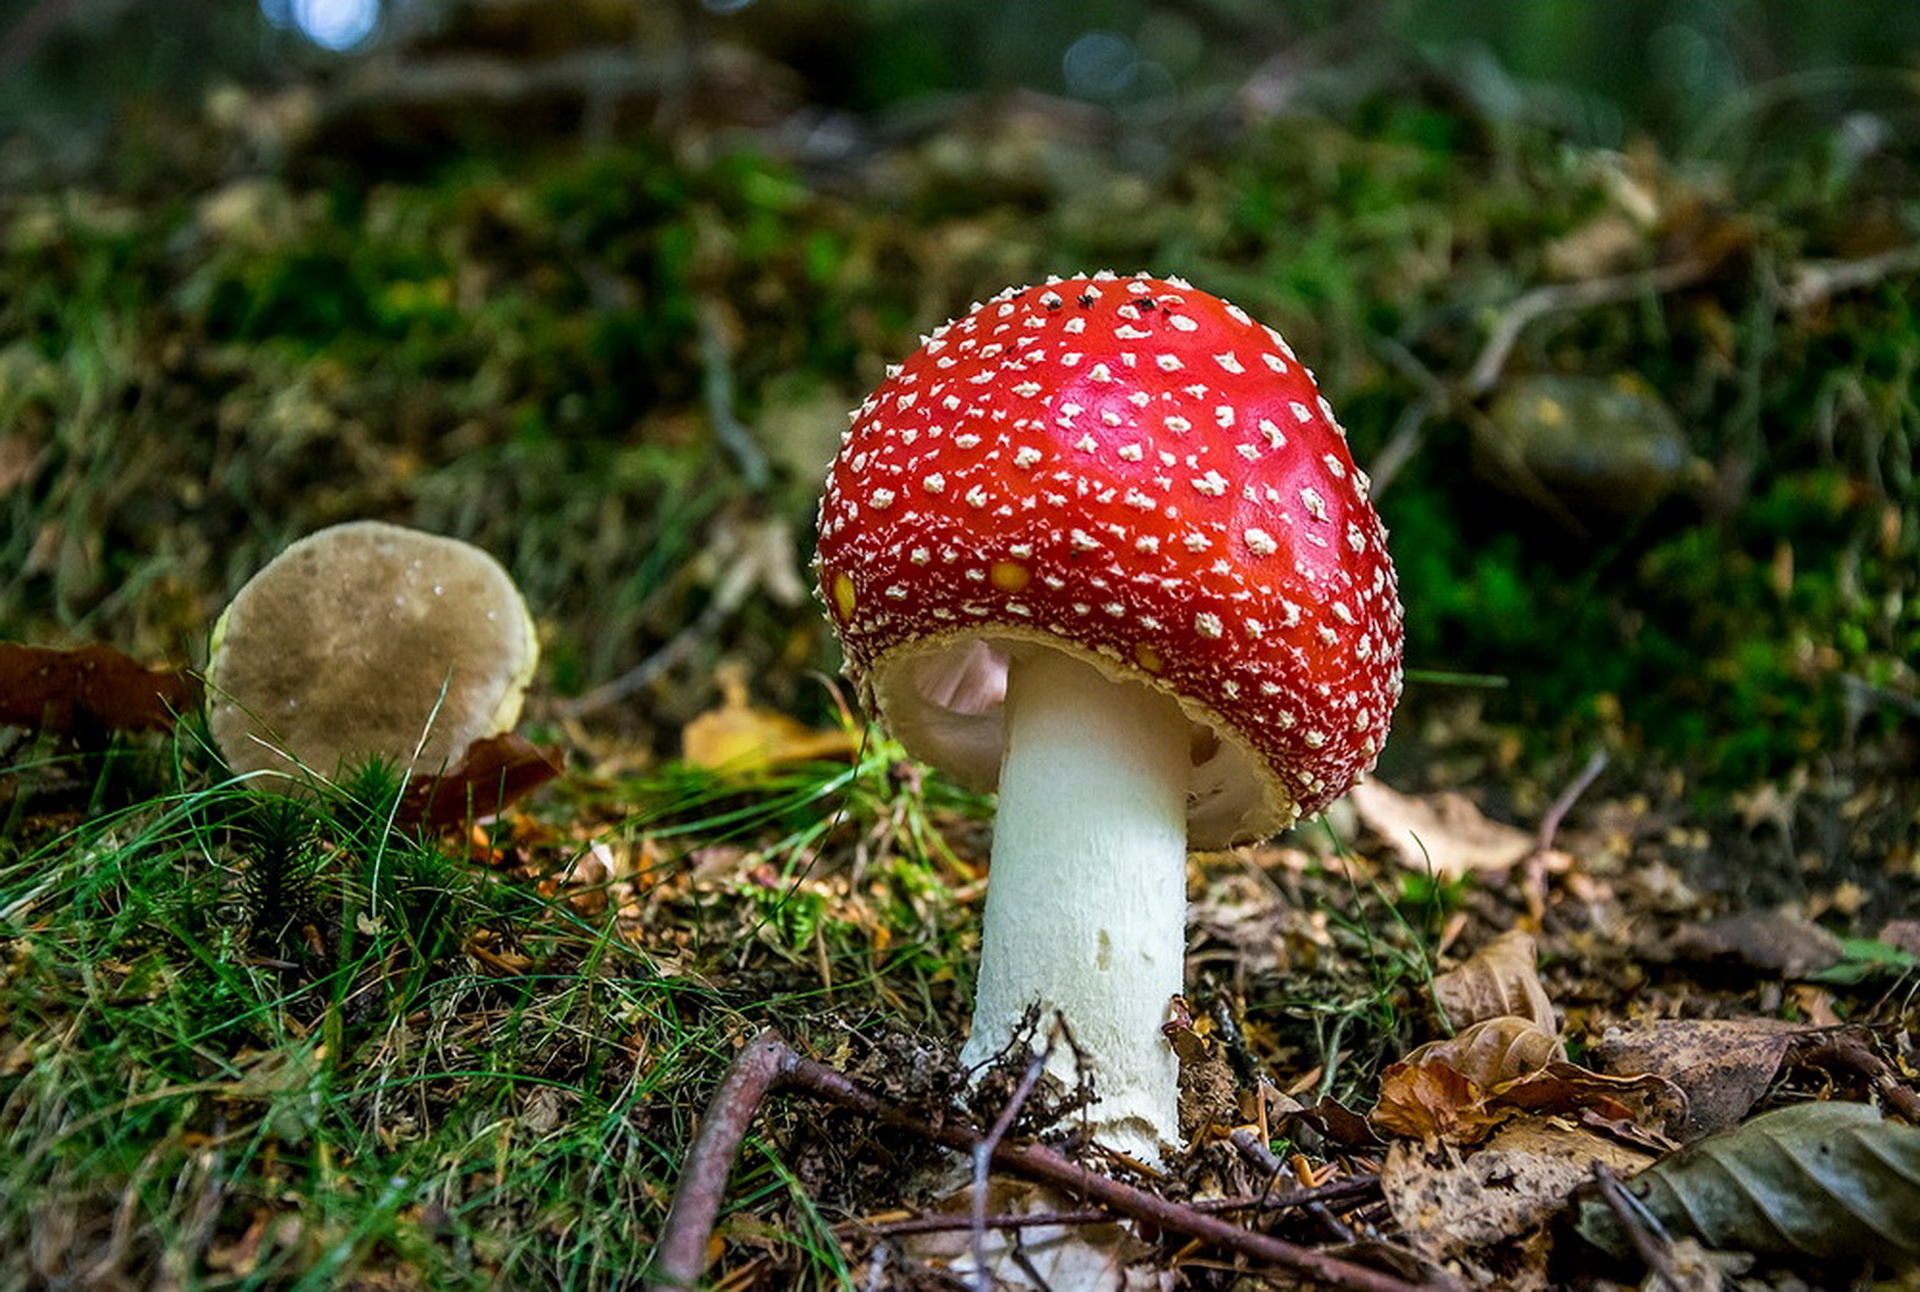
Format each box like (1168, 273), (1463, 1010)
(957, 647), (1190, 1163)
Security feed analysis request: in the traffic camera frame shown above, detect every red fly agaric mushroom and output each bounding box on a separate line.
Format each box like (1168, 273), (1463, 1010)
(815, 272), (1403, 1161)
(207, 520), (538, 787)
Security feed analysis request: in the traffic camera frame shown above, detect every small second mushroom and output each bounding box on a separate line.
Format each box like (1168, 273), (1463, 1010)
(206, 520), (538, 787)
(816, 273), (1404, 1162)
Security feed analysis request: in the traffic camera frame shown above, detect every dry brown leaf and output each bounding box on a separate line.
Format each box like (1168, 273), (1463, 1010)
(900, 1177), (1163, 1291)
(396, 733), (565, 833)
(1384, 1117), (1655, 1286)
(1374, 1017), (1563, 1143)
(0, 641), (200, 736)
(1292, 1094), (1384, 1151)
(1591, 1018), (1805, 1140)
(1877, 919), (1920, 959)
(682, 666), (853, 775)
(1669, 910), (1845, 978)
(1446, 1018), (1564, 1090)
(1374, 1015), (1687, 1149)
(1349, 778), (1533, 880)
(1433, 930), (1560, 1040)
(1492, 1062), (1689, 1142)
(1371, 1040), (1515, 1146)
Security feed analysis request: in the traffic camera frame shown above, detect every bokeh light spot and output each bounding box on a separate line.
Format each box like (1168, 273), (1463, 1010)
(261, 0), (380, 51)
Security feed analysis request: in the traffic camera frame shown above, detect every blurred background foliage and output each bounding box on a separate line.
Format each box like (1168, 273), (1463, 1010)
(2, 0), (1917, 808)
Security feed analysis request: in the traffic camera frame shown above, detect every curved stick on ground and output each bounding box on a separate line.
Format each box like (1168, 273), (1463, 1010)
(843, 1175), (1384, 1238)
(645, 1031), (795, 1292)
(644, 1029), (1456, 1292)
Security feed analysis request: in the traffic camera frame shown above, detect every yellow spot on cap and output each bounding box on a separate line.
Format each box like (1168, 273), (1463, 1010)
(990, 561), (1030, 593)
(830, 571), (857, 622)
(1133, 642), (1164, 673)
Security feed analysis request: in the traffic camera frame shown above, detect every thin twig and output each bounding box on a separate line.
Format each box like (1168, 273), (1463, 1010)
(1786, 244), (1920, 312)
(1234, 1175), (1383, 1214)
(1537, 748), (1609, 854)
(1791, 1032), (1920, 1124)
(1234, 1130), (1329, 1238)
(698, 299), (771, 491)
(646, 1031), (1450, 1292)
(1365, 400), (1435, 498)
(556, 510), (803, 721)
(1591, 1164), (1688, 1292)
(1524, 747), (1608, 922)
(780, 1039), (1455, 1292)
(1365, 334), (1453, 497)
(555, 594), (729, 719)
(971, 1038), (1056, 1290)
(1369, 326), (1588, 536)
(1228, 1131), (1361, 1243)
(1228, 1125), (1286, 1176)
(1361, 258), (1709, 506)
(1228, 1124), (1291, 1215)
(854, 1206), (1128, 1238)
(1465, 259), (1713, 398)
(846, 1175), (1385, 1238)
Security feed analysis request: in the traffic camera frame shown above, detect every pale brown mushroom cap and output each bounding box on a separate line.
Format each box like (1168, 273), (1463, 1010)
(206, 520), (538, 785)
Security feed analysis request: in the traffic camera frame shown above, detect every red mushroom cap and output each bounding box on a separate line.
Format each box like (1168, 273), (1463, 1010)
(816, 272), (1403, 845)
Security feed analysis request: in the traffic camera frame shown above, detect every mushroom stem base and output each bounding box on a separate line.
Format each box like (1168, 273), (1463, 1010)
(959, 647), (1189, 1163)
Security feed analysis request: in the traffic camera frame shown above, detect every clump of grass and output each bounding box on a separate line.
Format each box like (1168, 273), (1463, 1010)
(1218, 828), (1458, 1111)
(597, 723), (988, 1012)
(0, 764), (708, 1289)
(0, 719), (993, 1291)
